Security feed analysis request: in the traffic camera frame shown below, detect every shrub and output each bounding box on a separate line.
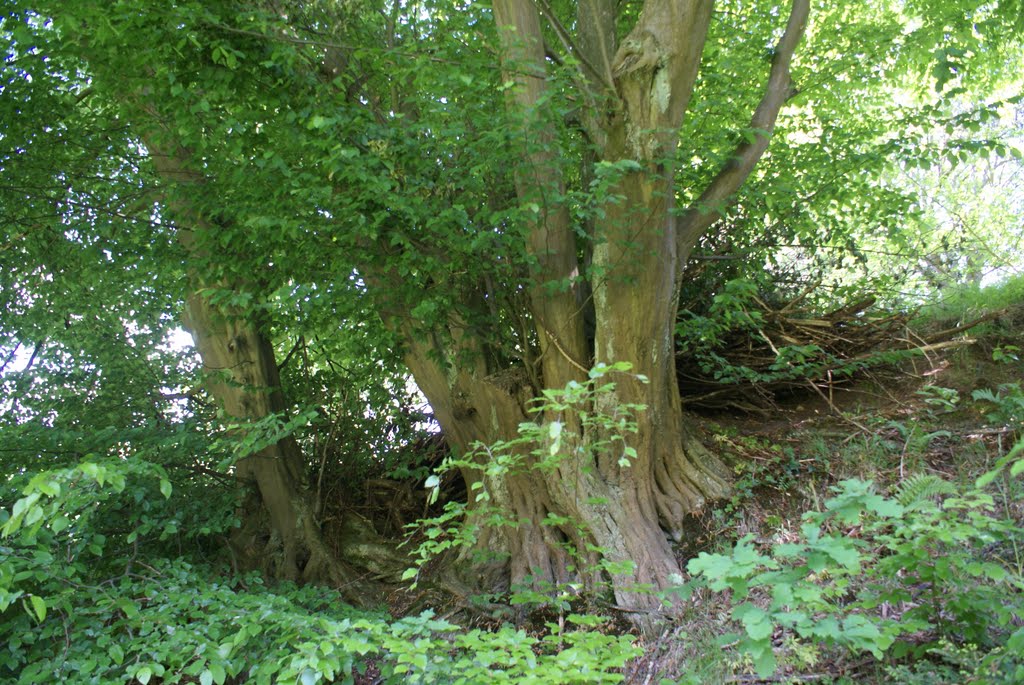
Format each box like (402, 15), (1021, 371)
(678, 462), (1024, 679)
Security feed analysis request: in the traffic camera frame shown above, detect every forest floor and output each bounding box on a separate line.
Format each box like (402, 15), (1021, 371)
(318, 316), (1023, 684)
(623, 333), (1024, 683)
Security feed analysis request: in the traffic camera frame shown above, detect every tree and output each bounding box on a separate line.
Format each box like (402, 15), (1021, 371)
(2, 2), (406, 593)
(426, 0), (804, 610)
(4, 0), (1020, 617)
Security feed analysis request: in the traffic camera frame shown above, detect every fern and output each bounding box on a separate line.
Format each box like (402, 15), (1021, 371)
(895, 473), (957, 507)
(971, 388), (1001, 405)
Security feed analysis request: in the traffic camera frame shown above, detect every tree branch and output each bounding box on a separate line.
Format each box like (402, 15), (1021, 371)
(533, 0), (616, 94)
(492, 0), (589, 389)
(20, 340), (43, 374)
(676, 0), (810, 267)
(577, 0), (618, 91)
(277, 335), (304, 372)
(0, 341), (21, 374)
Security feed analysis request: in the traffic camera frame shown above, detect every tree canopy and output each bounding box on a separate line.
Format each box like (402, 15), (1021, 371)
(2, 0), (1024, 681)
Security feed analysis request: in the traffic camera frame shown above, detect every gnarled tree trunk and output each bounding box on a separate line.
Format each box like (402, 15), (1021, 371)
(396, 0), (808, 616)
(181, 291), (348, 584)
(145, 139), (396, 594)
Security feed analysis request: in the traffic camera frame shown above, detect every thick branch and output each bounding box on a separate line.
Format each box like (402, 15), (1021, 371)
(576, 0), (618, 90)
(676, 0), (810, 265)
(492, 0), (588, 389)
(608, 0), (714, 158)
(0, 341), (22, 374)
(534, 0), (616, 94)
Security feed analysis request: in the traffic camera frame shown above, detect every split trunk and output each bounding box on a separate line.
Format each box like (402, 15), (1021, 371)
(398, 0), (807, 614)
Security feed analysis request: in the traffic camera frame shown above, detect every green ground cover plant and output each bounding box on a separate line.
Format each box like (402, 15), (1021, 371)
(679, 451), (1024, 681)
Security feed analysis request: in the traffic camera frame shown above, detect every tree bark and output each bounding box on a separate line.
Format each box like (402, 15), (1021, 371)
(492, 0), (590, 393)
(181, 292), (339, 581)
(393, 0), (808, 617)
(382, 0), (732, 616)
(144, 138), (397, 593)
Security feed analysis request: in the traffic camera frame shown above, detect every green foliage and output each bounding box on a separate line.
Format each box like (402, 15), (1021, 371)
(0, 455), (641, 684)
(212, 407), (320, 470)
(916, 384), (962, 413)
(972, 383), (1024, 433)
(406, 362), (646, 586)
(679, 461), (1024, 679)
(972, 376), (1024, 504)
(401, 498), (475, 586)
(991, 345), (1021, 365)
(2, 557), (640, 685)
(894, 473), (958, 506)
(2, 0), (1023, 681)
(919, 273), (1024, 329)
(676, 279), (766, 383)
(0, 457), (189, 632)
(683, 0), (1024, 311)
(865, 491), (1019, 651)
(679, 479), (906, 677)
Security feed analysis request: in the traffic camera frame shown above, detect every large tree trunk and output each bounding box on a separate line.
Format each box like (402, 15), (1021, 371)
(181, 292), (348, 584)
(395, 0), (807, 617)
(401, 308), (728, 612)
(145, 139), (397, 593)
(509, 0), (727, 607)
(382, 0), (732, 615)
(396, 323), (583, 591)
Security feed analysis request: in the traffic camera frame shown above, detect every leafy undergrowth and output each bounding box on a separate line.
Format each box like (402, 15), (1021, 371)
(2, 556), (640, 684)
(3, 348), (1024, 684)
(0, 454), (640, 684)
(644, 343), (1024, 684)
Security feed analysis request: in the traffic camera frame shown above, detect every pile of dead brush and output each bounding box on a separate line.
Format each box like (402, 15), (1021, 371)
(676, 290), (998, 412)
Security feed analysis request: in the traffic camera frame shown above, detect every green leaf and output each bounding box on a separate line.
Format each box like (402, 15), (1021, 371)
(737, 605), (773, 641)
(51, 515), (70, 533)
(309, 115), (332, 130)
(865, 496), (904, 518)
(819, 538), (861, 570)
(548, 420), (563, 456)
(424, 474), (440, 505)
(810, 617), (841, 641)
(35, 479), (61, 497)
(1011, 458), (1024, 478)
(687, 552), (733, 582)
(159, 479), (172, 499)
(200, 670), (213, 685)
(751, 645), (777, 678)
(28, 595), (46, 622)
(11, 493), (39, 522)
(136, 666), (153, 684)
(773, 610), (807, 628)
(976, 468), (1002, 489)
